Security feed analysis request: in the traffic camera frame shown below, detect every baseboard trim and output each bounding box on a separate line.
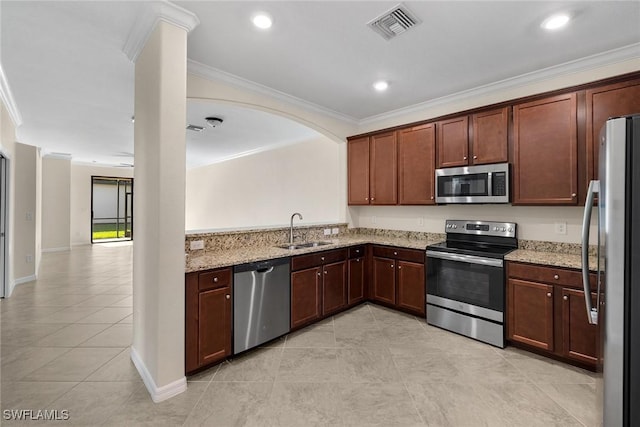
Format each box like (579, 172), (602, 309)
(42, 247), (71, 253)
(130, 346), (187, 403)
(14, 274), (36, 285)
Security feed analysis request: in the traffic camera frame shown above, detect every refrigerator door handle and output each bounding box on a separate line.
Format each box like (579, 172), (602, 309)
(582, 180), (600, 325)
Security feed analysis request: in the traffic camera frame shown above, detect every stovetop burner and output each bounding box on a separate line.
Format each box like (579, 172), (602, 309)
(427, 219), (518, 259)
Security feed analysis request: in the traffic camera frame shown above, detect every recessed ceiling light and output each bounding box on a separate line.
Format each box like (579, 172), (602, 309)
(252, 13), (272, 29)
(373, 80), (389, 92)
(541, 13), (570, 30)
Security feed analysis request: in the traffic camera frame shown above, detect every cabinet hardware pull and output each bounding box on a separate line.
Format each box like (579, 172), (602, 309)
(398, 266), (402, 269)
(394, 252), (398, 256)
(571, 193), (577, 198)
(430, 196), (434, 200)
(554, 274), (559, 280)
(371, 197), (375, 201)
(321, 257), (325, 261)
(547, 292), (552, 297)
(463, 156), (467, 160)
(213, 277), (218, 283)
(391, 264), (394, 268)
(324, 271), (327, 275)
(563, 296), (568, 301)
(317, 272), (321, 276)
(225, 294), (230, 300)
(473, 155), (477, 159)
(365, 197), (369, 201)
(356, 258), (360, 262)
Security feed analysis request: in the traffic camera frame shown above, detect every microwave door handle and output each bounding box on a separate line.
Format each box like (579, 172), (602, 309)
(581, 180), (600, 325)
(487, 172), (492, 196)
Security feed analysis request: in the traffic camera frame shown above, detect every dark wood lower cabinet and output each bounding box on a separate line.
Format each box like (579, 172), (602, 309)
(348, 257), (365, 305)
(507, 261), (599, 369)
(291, 267), (322, 329)
(185, 267), (232, 374)
(507, 278), (554, 351)
(397, 261), (426, 316)
(372, 256), (396, 305)
(322, 261), (347, 315)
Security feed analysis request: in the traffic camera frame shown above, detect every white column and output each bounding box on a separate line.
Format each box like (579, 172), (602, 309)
(130, 16), (193, 402)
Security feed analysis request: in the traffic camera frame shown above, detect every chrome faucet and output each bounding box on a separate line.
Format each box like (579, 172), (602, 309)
(290, 213), (303, 246)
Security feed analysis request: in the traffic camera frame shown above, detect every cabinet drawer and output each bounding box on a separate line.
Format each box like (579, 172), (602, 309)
(291, 249), (348, 271)
(349, 245), (366, 259)
(372, 245), (424, 263)
(508, 262), (596, 290)
(198, 267), (232, 291)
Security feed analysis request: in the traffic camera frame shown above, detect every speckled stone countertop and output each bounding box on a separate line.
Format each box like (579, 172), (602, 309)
(186, 235), (443, 273)
(505, 239), (599, 272)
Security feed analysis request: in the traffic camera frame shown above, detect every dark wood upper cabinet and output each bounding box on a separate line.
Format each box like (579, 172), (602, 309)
(398, 124), (436, 205)
(370, 132), (398, 205)
(471, 107), (509, 165)
(347, 137), (370, 205)
(586, 79), (640, 181)
(437, 116), (469, 168)
(513, 93), (578, 205)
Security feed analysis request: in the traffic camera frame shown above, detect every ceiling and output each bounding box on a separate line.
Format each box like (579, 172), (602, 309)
(2, 1), (640, 167)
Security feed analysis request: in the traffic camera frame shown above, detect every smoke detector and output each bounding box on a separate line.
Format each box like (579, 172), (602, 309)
(368, 4), (421, 41)
(205, 117), (224, 128)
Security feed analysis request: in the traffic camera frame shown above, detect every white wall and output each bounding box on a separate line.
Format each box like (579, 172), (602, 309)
(41, 157), (71, 251)
(14, 142), (38, 281)
(349, 59), (640, 244)
(70, 164), (133, 246)
(1, 100), (17, 295)
(186, 136), (342, 231)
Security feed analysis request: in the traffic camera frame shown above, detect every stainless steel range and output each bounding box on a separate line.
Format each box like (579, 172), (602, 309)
(426, 219), (517, 348)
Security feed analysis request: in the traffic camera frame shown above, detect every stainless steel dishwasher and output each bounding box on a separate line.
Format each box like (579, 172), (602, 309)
(233, 257), (290, 354)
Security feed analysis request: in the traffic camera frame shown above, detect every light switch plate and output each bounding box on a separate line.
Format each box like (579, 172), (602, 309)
(331, 227), (339, 235)
(26, 211), (33, 221)
(323, 228), (331, 236)
(190, 240), (205, 250)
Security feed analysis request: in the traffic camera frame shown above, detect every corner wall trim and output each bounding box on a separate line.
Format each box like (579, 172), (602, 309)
(130, 346), (187, 403)
(0, 63), (23, 127)
(42, 247), (71, 253)
(123, 2), (200, 62)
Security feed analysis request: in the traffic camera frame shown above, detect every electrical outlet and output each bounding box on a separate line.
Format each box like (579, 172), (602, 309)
(26, 211), (33, 221)
(418, 217), (424, 226)
(189, 240), (205, 250)
(331, 227), (339, 235)
(323, 228), (331, 236)
(554, 222), (567, 235)
(26, 254), (33, 263)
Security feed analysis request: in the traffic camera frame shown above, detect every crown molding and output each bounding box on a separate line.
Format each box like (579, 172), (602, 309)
(0, 63), (23, 127)
(359, 42), (640, 126)
(187, 59), (358, 125)
(123, 1), (200, 62)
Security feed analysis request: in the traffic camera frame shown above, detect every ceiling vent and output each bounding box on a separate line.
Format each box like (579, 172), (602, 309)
(367, 4), (421, 40)
(186, 124), (205, 132)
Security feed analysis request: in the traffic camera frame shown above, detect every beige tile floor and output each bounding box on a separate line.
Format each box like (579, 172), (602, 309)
(1, 243), (602, 426)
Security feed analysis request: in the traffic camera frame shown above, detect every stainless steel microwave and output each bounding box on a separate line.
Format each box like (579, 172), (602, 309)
(435, 163), (510, 204)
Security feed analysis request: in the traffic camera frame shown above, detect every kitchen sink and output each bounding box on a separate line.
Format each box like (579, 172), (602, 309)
(276, 241), (333, 250)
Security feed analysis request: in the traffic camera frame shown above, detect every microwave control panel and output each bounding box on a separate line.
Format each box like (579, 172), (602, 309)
(492, 172), (507, 196)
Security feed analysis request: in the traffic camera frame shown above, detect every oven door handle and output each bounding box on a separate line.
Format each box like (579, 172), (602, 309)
(426, 251), (503, 267)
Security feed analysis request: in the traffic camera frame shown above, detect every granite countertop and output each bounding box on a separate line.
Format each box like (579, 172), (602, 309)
(505, 249), (599, 272)
(186, 235), (443, 273)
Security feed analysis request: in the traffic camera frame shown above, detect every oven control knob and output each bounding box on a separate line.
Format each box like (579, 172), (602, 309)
(452, 224), (457, 229)
(501, 227), (506, 232)
(508, 227), (513, 232)
(493, 227), (498, 231)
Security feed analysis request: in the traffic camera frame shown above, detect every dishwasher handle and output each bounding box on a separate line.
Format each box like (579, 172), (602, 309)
(234, 257), (290, 273)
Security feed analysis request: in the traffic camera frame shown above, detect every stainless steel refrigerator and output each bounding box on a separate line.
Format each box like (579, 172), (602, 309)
(582, 114), (640, 426)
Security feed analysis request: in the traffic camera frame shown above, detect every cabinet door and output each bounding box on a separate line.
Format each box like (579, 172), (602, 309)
(396, 260), (425, 317)
(507, 279), (554, 351)
(562, 288), (598, 365)
(513, 93), (578, 205)
(471, 107), (509, 165)
(348, 257), (365, 305)
(370, 132), (397, 205)
(437, 116), (469, 168)
(291, 267), (322, 329)
(322, 260), (347, 316)
(372, 256), (396, 305)
(348, 137), (370, 205)
(586, 79), (640, 181)
(199, 287), (232, 366)
(398, 124), (436, 205)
